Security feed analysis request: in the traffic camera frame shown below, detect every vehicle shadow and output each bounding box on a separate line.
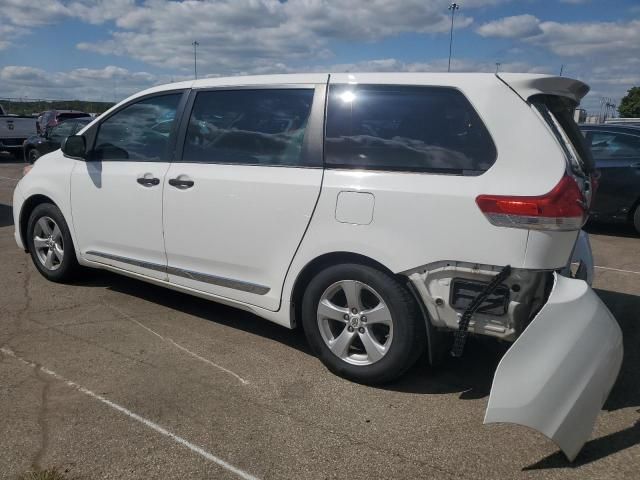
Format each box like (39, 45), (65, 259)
(0, 203), (13, 227)
(381, 336), (505, 398)
(585, 221), (639, 239)
(0, 151), (25, 163)
(84, 269), (314, 356)
(88, 268), (504, 398)
(524, 288), (640, 469)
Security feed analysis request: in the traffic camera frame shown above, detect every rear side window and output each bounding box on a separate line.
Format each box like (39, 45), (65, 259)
(58, 113), (91, 122)
(182, 89), (315, 167)
(324, 85), (497, 175)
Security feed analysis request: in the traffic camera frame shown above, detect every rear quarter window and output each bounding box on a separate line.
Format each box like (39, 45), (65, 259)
(324, 85), (497, 175)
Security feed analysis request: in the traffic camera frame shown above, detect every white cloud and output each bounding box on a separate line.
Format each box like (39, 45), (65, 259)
(476, 14), (542, 38)
(72, 0), (480, 73)
(0, 65), (184, 101)
(475, 15), (640, 111)
(477, 15), (640, 58)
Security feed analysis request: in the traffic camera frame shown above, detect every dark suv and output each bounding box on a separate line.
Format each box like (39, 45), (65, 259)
(580, 124), (640, 233)
(37, 110), (91, 134)
(24, 117), (92, 163)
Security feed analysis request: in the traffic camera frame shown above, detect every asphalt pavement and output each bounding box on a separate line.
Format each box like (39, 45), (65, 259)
(1, 157), (638, 479)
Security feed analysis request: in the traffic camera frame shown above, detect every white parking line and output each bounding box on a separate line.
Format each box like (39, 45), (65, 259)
(0, 175), (20, 181)
(0, 347), (260, 480)
(107, 303), (249, 385)
(595, 265), (640, 275)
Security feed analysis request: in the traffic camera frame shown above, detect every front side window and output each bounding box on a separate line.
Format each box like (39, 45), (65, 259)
(93, 93), (182, 161)
(182, 89), (315, 166)
(590, 131), (640, 159)
(325, 85), (497, 174)
(48, 121), (75, 142)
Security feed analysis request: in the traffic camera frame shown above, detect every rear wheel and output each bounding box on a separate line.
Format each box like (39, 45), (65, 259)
(26, 203), (80, 282)
(302, 263), (425, 384)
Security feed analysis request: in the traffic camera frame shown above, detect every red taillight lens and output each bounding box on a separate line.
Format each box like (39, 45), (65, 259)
(476, 176), (586, 231)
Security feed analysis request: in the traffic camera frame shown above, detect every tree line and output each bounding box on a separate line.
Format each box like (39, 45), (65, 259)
(0, 99), (115, 116)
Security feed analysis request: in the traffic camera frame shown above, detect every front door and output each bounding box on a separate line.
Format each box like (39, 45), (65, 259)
(162, 85), (326, 310)
(71, 92), (184, 280)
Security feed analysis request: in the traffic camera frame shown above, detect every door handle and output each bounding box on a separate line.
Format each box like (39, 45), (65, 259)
(168, 178), (195, 189)
(137, 176), (160, 187)
(631, 162), (640, 168)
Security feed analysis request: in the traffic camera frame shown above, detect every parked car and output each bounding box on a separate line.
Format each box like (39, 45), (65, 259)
(580, 124), (640, 233)
(13, 73), (622, 461)
(0, 104), (38, 158)
(23, 117), (92, 163)
(37, 109), (91, 134)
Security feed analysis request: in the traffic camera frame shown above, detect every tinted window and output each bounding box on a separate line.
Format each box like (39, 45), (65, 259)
(58, 113), (91, 121)
(72, 119), (91, 134)
(325, 85), (496, 174)
(182, 89), (314, 166)
(94, 93), (182, 161)
(49, 121), (76, 142)
(590, 132), (640, 159)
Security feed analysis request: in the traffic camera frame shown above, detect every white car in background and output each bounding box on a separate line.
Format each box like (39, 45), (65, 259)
(12, 72), (622, 461)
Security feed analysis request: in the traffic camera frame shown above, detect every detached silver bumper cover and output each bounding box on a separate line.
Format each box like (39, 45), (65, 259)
(484, 273), (623, 461)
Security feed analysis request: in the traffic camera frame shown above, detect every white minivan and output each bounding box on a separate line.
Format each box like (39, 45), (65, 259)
(13, 73), (622, 461)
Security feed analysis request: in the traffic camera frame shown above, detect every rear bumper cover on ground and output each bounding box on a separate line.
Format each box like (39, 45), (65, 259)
(484, 273), (623, 461)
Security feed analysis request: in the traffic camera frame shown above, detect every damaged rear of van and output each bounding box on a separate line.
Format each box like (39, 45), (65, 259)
(305, 72), (622, 461)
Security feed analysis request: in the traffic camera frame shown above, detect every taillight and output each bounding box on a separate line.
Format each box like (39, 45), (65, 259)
(476, 175), (586, 231)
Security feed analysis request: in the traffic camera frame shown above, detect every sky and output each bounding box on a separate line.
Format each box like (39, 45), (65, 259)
(0, 0), (639, 113)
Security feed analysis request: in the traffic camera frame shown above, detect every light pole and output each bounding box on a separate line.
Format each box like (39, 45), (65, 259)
(447, 3), (459, 73)
(559, 64), (564, 77)
(495, 62), (501, 74)
(192, 41), (199, 80)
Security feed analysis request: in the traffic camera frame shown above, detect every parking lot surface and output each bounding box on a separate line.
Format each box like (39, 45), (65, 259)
(1, 157), (638, 479)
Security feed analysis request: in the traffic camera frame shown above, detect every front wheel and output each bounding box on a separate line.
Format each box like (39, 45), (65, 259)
(28, 148), (41, 164)
(26, 203), (80, 282)
(302, 263), (425, 385)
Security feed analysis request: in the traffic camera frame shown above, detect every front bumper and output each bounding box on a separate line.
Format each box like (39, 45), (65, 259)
(484, 273), (623, 461)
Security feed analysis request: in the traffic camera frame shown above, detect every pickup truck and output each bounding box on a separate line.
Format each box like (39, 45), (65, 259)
(0, 104), (38, 159)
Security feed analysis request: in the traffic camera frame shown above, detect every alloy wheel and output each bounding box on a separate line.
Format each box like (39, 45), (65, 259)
(33, 216), (64, 271)
(317, 280), (393, 366)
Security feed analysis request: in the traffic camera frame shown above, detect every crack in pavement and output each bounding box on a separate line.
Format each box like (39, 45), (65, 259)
(32, 364), (53, 470)
(106, 302), (249, 385)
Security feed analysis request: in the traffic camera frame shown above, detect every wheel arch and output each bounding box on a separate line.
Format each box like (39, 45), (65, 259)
(290, 252), (395, 327)
(289, 250), (444, 365)
(19, 194), (58, 253)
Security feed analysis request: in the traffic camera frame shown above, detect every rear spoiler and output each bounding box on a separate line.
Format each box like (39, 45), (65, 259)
(496, 73), (590, 105)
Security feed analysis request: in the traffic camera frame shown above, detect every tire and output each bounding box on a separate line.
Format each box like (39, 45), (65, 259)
(301, 263), (426, 385)
(634, 205), (640, 235)
(26, 203), (80, 282)
(28, 149), (40, 164)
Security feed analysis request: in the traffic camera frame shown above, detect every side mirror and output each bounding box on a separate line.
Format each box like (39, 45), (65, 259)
(61, 135), (86, 159)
